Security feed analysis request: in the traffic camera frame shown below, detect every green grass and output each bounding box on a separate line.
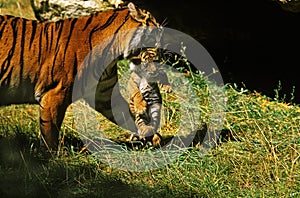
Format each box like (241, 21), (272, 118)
(1, 1), (300, 197)
(1, 72), (299, 197)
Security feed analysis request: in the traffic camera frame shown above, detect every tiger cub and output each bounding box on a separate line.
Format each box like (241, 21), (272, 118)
(127, 48), (172, 147)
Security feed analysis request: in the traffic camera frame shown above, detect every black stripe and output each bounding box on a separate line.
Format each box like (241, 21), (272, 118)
(61, 18), (78, 72)
(40, 117), (46, 125)
(0, 67), (13, 87)
(88, 11), (119, 50)
(29, 20), (37, 49)
(19, 18), (26, 83)
(43, 22), (51, 51)
(97, 11), (130, 54)
(92, 11), (119, 32)
(4, 15), (14, 20)
(0, 16), (8, 40)
(73, 52), (78, 77)
(38, 26), (43, 64)
(51, 46), (60, 82)
(63, 18), (77, 58)
(82, 16), (93, 31)
(110, 10), (130, 36)
(54, 20), (64, 51)
(55, 20), (61, 30)
(49, 24), (54, 51)
(1, 17), (18, 74)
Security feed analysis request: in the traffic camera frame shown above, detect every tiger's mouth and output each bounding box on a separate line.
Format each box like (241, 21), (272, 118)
(125, 26), (162, 58)
(143, 71), (160, 82)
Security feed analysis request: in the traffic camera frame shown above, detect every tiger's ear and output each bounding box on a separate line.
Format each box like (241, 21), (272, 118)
(128, 3), (139, 18)
(128, 2), (147, 22)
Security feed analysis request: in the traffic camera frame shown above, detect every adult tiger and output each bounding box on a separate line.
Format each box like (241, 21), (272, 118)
(0, 2), (160, 151)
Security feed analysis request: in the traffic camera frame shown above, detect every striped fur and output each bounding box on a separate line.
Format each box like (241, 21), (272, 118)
(0, 2), (159, 150)
(127, 48), (172, 146)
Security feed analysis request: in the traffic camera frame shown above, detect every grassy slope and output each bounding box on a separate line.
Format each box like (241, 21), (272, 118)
(1, 86), (299, 197)
(1, 1), (299, 197)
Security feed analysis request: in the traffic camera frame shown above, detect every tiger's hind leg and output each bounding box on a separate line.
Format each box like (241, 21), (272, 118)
(38, 86), (70, 152)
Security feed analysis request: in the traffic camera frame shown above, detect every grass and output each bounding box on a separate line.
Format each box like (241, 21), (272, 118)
(1, 85), (299, 197)
(1, 67), (299, 197)
(1, 1), (300, 197)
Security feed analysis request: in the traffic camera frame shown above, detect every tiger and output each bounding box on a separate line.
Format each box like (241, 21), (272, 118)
(127, 47), (172, 147)
(0, 2), (161, 151)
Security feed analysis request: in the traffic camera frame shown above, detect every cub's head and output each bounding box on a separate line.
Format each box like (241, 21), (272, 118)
(129, 48), (164, 82)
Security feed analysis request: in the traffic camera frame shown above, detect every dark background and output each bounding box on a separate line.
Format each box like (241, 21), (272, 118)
(131, 0), (300, 103)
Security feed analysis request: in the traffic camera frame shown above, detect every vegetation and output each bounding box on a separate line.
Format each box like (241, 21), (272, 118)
(0, 0), (35, 19)
(1, 82), (299, 197)
(1, 1), (299, 197)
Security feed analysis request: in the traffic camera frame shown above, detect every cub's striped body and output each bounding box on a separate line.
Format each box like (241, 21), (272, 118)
(0, 3), (160, 150)
(127, 48), (172, 146)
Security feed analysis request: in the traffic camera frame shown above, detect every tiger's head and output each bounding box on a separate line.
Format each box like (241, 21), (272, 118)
(123, 3), (162, 58)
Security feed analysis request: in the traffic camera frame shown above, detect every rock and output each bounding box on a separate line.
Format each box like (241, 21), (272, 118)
(30, 0), (124, 21)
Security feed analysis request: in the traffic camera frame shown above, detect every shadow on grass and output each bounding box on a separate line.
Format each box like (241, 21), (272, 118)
(1, 131), (192, 198)
(191, 124), (237, 147)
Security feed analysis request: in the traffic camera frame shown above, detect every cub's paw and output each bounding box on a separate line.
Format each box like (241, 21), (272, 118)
(151, 133), (162, 147)
(161, 84), (172, 93)
(129, 133), (140, 141)
(142, 133), (162, 147)
(138, 125), (155, 138)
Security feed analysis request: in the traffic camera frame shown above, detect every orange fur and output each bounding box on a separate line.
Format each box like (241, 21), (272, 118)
(0, 3), (159, 150)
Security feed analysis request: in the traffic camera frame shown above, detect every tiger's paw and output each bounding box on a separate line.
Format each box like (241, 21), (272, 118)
(161, 84), (172, 93)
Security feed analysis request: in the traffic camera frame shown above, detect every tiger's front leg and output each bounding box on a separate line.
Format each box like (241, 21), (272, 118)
(38, 86), (70, 151)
